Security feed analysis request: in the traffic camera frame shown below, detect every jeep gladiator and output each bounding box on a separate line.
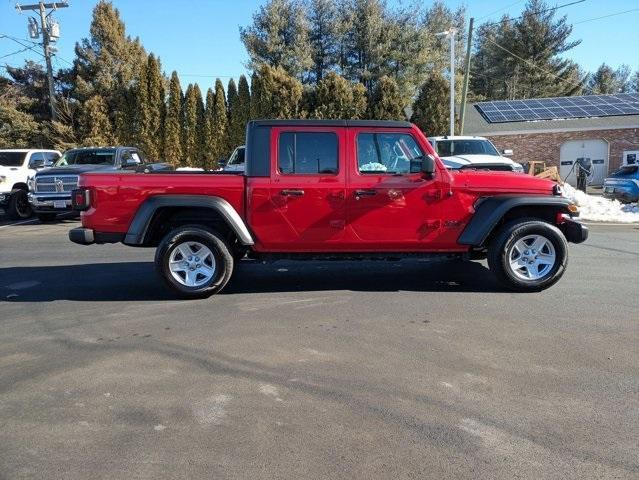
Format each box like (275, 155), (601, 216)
(69, 120), (587, 297)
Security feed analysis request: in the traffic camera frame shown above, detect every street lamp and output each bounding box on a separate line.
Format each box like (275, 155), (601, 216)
(436, 28), (456, 136)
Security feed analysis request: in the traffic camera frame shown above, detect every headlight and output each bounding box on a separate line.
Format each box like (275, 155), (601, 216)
(513, 163), (524, 173)
(27, 176), (35, 191)
(0, 175), (6, 184)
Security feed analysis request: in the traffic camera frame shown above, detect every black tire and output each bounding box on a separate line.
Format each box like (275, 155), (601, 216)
(37, 213), (57, 223)
(487, 218), (568, 292)
(7, 189), (32, 220)
(155, 225), (234, 298)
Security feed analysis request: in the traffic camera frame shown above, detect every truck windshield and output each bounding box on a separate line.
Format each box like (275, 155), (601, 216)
(55, 149), (117, 166)
(436, 140), (499, 157)
(0, 152), (26, 167)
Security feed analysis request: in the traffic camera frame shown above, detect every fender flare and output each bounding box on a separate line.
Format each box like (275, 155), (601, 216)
(458, 195), (574, 247)
(124, 195), (255, 246)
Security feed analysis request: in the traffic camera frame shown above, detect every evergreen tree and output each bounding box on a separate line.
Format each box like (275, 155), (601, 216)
(232, 75), (251, 145)
(252, 65), (304, 119)
(240, 0), (313, 80)
(72, 0), (146, 143)
(132, 59), (149, 151)
(313, 72), (367, 119)
(369, 75), (404, 120)
(182, 83), (198, 167)
(471, 0), (584, 99)
(411, 72), (449, 136)
(226, 78), (242, 149)
(164, 71), (183, 166)
(212, 79), (230, 166)
(307, 0), (338, 82)
(202, 87), (216, 169)
(250, 72), (263, 119)
(587, 63), (631, 94)
(146, 54), (166, 159)
(632, 70), (639, 93)
(79, 95), (113, 145)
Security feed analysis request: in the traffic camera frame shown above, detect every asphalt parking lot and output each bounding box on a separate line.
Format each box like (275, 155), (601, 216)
(1, 218), (638, 479)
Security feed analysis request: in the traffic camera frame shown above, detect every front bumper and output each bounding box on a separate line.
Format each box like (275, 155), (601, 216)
(28, 192), (73, 212)
(559, 218), (589, 244)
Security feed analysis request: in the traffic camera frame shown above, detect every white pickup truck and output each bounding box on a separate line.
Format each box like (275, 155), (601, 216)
(428, 136), (524, 173)
(0, 149), (61, 219)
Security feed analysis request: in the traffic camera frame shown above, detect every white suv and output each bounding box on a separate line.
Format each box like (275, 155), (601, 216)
(0, 149), (61, 219)
(428, 136), (524, 173)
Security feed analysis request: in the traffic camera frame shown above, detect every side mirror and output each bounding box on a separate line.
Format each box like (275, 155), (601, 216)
(218, 159), (227, 168)
(121, 158), (139, 169)
(502, 149), (513, 156)
(29, 159), (46, 169)
(421, 154), (436, 175)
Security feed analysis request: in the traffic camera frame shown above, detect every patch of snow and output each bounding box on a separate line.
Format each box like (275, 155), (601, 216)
(176, 167), (204, 171)
(562, 183), (639, 223)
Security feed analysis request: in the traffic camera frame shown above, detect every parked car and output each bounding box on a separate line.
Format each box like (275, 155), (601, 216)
(222, 145), (245, 172)
(69, 119), (587, 297)
(0, 149), (61, 219)
(28, 146), (169, 222)
(428, 136), (524, 172)
(602, 165), (639, 203)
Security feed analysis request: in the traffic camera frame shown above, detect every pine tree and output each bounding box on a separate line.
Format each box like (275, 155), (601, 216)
(411, 72), (449, 136)
(240, 0), (312, 80)
(146, 54), (165, 159)
(226, 78), (241, 150)
(212, 79), (230, 166)
(181, 84), (205, 168)
(80, 95), (113, 146)
(369, 75), (404, 120)
(163, 71), (182, 166)
(252, 64), (303, 119)
(233, 75), (251, 145)
(587, 63), (631, 94)
(307, 0), (338, 82)
(203, 87), (216, 169)
(132, 59), (149, 151)
(313, 72), (367, 119)
(471, 0), (585, 99)
(72, 0), (146, 143)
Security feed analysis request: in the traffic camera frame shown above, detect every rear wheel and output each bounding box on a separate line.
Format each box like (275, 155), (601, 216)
(7, 189), (32, 220)
(488, 219), (568, 292)
(155, 225), (234, 298)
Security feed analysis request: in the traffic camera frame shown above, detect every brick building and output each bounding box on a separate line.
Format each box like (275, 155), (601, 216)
(463, 102), (639, 186)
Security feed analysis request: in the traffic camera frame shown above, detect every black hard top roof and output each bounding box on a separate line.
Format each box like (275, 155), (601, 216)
(248, 119), (412, 128)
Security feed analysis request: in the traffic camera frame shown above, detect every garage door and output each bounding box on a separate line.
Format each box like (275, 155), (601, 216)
(560, 139), (609, 187)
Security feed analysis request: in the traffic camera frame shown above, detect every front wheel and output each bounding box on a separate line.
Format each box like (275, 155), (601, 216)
(7, 189), (32, 219)
(488, 219), (568, 292)
(155, 225), (234, 298)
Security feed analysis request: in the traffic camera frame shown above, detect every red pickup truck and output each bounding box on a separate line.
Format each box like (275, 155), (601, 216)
(69, 120), (587, 297)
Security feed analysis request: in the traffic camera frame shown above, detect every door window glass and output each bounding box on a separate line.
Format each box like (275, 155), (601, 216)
(357, 133), (424, 174)
(278, 132), (338, 174)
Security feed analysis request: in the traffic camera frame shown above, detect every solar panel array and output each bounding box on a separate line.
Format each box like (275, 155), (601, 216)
(475, 93), (639, 124)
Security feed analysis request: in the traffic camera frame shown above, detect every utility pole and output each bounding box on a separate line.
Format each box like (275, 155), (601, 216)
(15, 1), (69, 122)
(436, 28), (457, 136)
(459, 17), (474, 135)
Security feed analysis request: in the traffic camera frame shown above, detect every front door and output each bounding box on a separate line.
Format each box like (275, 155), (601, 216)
(258, 127), (347, 252)
(345, 128), (444, 251)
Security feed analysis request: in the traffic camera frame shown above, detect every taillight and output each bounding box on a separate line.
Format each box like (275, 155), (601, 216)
(72, 188), (91, 211)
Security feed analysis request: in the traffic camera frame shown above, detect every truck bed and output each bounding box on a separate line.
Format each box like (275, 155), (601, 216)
(79, 171), (246, 234)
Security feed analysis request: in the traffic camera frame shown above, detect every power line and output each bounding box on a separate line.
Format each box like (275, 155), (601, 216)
(0, 46), (32, 59)
(482, 0), (586, 27)
(476, 0), (525, 22)
(572, 8), (639, 25)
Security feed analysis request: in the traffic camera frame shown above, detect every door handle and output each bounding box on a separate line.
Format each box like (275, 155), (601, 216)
(354, 189), (377, 198)
(280, 189), (305, 197)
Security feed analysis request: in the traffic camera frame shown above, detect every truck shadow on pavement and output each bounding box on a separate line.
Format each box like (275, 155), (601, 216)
(1, 259), (503, 302)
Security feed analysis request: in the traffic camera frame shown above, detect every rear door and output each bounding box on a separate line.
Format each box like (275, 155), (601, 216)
(257, 126), (347, 251)
(344, 128), (444, 250)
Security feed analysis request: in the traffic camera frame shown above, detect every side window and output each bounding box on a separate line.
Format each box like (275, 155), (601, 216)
(45, 152), (60, 163)
(357, 133), (424, 174)
(278, 132), (338, 175)
(28, 152), (45, 168)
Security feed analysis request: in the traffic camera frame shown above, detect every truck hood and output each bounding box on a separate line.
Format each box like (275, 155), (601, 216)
(34, 164), (117, 176)
(451, 169), (555, 194)
(441, 154), (516, 168)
